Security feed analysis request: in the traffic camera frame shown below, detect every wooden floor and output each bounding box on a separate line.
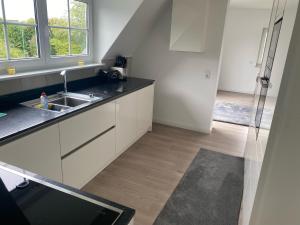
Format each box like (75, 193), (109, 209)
(216, 90), (253, 107)
(83, 122), (248, 225)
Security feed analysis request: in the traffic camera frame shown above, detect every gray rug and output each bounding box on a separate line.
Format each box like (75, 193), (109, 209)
(153, 149), (244, 225)
(213, 102), (252, 126)
(213, 102), (273, 128)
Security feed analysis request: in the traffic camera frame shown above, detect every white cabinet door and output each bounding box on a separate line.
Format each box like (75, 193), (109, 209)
(136, 85), (154, 139)
(0, 125), (62, 182)
(62, 128), (116, 189)
(116, 92), (138, 155)
(59, 102), (116, 156)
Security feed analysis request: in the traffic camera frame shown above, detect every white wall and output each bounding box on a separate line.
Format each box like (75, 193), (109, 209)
(249, 0), (300, 224)
(92, 0), (144, 61)
(218, 8), (271, 94)
(103, 0), (167, 59)
(0, 67), (97, 96)
(241, 0), (300, 224)
(131, 0), (228, 133)
(169, 0), (209, 52)
(0, 169), (24, 192)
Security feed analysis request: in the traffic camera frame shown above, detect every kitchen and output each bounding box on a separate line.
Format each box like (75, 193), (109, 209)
(1, 0), (300, 225)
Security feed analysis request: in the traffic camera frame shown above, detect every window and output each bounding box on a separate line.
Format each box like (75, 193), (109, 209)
(47, 0), (88, 57)
(0, 0), (91, 70)
(0, 0), (39, 60)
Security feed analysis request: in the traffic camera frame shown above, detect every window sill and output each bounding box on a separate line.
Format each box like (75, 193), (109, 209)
(0, 63), (103, 82)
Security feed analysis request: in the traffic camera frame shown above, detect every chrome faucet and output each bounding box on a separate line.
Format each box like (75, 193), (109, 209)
(60, 70), (68, 94)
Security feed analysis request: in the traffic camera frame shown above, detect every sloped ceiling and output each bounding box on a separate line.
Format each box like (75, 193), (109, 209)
(93, 0), (144, 61)
(103, 0), (168, 60)
(170, 0), (209, 52)
(93, 0), (168, 61)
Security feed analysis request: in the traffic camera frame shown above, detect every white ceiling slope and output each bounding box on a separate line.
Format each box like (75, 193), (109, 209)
(103, 0), (168, 60)
(230, 0), (274, 9)
(93, 0), (144, 61)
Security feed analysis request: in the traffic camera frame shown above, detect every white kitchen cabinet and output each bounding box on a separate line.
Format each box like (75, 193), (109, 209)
(116, 92), (138, 155)
(116, 85), (155, 155)
(63, 85), (155, 188)
(0, 84), (154, 190)
(62, 128), (116, 189)
(170, 0), (209, 52)
(136, 85), (154, 139)
(59, 102), (116, 156)
(0, 125), (62, 182)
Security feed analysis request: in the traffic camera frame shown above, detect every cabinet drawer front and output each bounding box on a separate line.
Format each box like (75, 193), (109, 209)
(0, 125), (62, 182)
(59, 102), (116, 156)
(62, 128), (116, 189)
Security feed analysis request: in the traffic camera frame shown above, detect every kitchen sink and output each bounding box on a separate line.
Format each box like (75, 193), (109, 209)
(49, 96), (90, 108)
(46, 104), (70, 112)
(22, 92), (102, 113)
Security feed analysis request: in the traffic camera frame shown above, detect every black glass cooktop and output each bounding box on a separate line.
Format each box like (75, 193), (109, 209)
(0, 169), (122, 225)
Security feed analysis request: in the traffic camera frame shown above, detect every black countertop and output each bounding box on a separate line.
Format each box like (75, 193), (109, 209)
(0, 76), (154, 147)
(0, 162), (135, 225)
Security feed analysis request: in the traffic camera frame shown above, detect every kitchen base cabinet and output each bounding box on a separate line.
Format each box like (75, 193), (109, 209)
(116, 92), (138, 155)
(116, 84), (155, 157)
(116, 84), (155, 156)
(0, 84), (154, 191)
(59, 102), (116, 157)
(0, 125), (62, 182)
(63, 85), (154, 188)
(137, 85), (154, 139)
(62, 128), (116, 189)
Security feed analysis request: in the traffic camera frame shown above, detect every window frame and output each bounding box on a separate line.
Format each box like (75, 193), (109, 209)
(47, 0), (89, 58)
(0, 0), (40, 61)
(0, 0), (93, 72)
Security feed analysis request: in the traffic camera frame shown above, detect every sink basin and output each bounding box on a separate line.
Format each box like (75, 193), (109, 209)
(22, 92), (101, 113)
(49, 97), (90, 108)
(47, 104), (70, 112)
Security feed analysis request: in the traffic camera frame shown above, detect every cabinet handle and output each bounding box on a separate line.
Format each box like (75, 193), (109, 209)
(61, 126), (115, 159)
(258, 77), (270, 88)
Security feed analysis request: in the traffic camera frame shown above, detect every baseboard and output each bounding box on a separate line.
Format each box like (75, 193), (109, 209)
(153, 118), (211, 134)
(218, 88), (254, 95)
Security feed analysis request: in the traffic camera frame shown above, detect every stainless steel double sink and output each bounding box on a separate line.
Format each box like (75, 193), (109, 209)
(22, 92), (102, 113)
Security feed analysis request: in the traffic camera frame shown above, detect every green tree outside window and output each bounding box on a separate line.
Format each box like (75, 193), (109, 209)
(0, 1), (87, 60)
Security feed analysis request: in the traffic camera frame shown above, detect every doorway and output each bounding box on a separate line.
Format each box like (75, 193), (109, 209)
(214, 90), (254, 126)
(214, 3), (272, 126)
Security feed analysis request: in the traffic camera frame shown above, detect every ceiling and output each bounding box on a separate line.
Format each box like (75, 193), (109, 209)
(230, 0), (274, 9)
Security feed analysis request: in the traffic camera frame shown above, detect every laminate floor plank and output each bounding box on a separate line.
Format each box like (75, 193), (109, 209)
(83, 122), (248, 225)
